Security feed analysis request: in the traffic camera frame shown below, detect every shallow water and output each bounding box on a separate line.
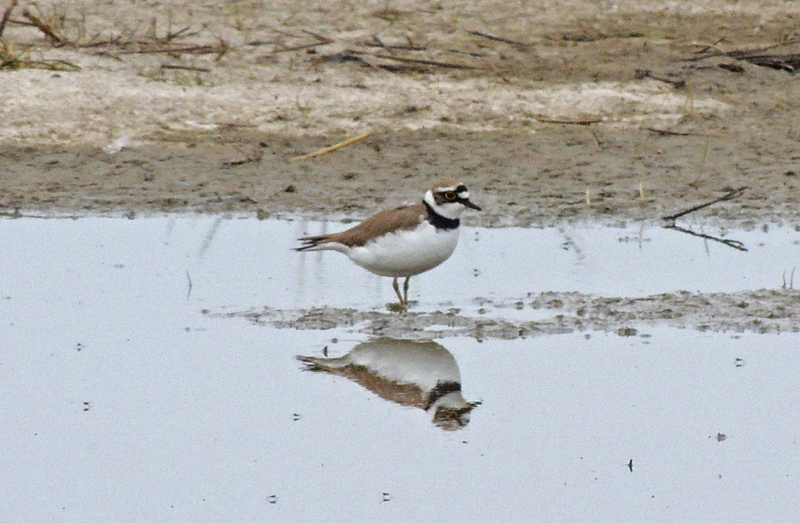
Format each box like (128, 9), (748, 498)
(2, 216), (799, 522)
(297, 219), (800, 307)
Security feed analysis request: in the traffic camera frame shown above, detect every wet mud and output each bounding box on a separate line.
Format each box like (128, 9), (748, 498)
(2, 1), (800, 228)
(219, 289), (800, 340)
(3, 1), (800, 333)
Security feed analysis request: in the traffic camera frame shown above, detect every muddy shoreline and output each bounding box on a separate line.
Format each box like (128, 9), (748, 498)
(2, 125), (799, 229)
(2, 1), (799, 228)
(2, 1), (799, 334)
(220, 288), (800, 340)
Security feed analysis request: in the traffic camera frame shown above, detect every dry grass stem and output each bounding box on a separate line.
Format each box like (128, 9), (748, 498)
(467, 30), (530, 49)
(0, 0), (18, 38)
(643, 127), (718, 137)
(161, 64), (210, 72)
(22, 8), (64, 44)
(634, 69), (686, 88)
(370, 52), (478, 70)
(291, 133), (371, 161)
(534, 116), (600, 125)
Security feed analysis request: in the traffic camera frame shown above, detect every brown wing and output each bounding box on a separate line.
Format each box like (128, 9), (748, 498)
(326, 201), (427, 247)
(296, 201), (427, 250)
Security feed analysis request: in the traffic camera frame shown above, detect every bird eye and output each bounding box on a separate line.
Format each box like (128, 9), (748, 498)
(444, 191), (457, 200)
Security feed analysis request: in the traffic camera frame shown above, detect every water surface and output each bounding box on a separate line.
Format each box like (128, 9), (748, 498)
(1, 216), (798, 522)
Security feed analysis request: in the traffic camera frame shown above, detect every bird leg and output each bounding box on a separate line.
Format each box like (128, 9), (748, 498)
(392, 277), (405, 306)
(392, 277), (411, 311)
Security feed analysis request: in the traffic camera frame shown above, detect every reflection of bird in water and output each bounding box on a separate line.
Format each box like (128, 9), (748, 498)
(297, 337), (480, 431)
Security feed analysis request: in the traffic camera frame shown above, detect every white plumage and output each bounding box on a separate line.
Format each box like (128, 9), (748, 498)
(296, 180), (480, 309)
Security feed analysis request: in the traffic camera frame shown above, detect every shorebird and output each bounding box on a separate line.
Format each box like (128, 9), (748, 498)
(295, 180), (481, 309)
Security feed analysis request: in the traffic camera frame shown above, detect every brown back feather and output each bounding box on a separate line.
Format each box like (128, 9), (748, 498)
(322, 201), (427, 247)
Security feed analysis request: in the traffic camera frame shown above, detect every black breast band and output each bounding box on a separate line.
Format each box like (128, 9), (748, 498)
(423, 201), (460, 230)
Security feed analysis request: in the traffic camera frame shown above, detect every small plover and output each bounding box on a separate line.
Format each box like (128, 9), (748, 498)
(295, 180), (481, 308)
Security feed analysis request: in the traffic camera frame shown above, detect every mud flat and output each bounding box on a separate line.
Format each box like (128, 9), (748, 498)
(1, 0), (799, 227)
(2, 1), (799, 333)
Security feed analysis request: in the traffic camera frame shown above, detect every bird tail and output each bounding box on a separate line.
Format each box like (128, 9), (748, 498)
(296, 354), (349, 370)
(294, 235), (330, 252)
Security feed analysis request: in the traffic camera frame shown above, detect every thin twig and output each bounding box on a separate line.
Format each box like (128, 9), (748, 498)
(163, 26), (191, 43)
(663, 224), (748, 252)
(367, 35), (425, 52)
(726, 40), (799, 59)
(718, 62), (745, 73)
(78, 37), (124, 48)
(635, 69), (686, 88)
(22, 8), (64, 44)
(269, 27), (306, 39)
(662, 185), (747, 222)
(371, 53), (478, 70)
(467, 30), (530, 49)
(300, 29), (333, 43)
(683, 38), (799, 62)
(246, 39), (277, 47)
(161, 64), (211, 72)
(271, 40), (330, 54)
(689, 37), (727, 56)
(644, 127), (691, 136)
(739, 54), (800, 73)
(270, 29), (332, 54)
(371, 34), (393, 55)
(115, 44), (218, 55)
(0, 0), (18, 38)
(644, 127), (718, 137)
(291, 132), (371, 161)
(533, 115), (600, 125)
(377, 63), (431, 73)
(447, 48), (488, 58)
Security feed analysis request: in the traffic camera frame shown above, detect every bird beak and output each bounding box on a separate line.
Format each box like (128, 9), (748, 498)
(461, 199), (481, 211)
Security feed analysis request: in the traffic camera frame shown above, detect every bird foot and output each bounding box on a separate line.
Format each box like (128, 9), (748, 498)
(387, 300), (416, 313)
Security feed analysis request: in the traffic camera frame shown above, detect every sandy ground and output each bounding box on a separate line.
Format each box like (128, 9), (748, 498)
(2, 1), (799, 333)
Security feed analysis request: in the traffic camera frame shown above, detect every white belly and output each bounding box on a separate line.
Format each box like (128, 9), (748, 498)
(346, 223), (460, 277)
